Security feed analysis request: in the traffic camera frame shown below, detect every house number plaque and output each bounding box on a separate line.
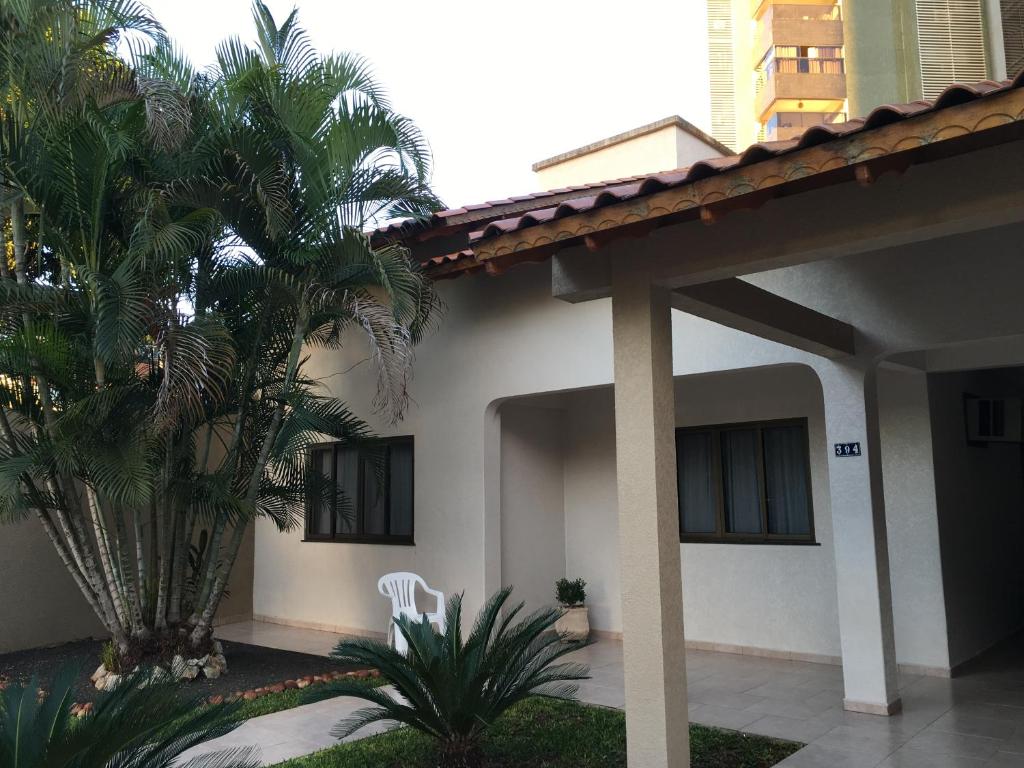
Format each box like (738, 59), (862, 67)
(834, 442), (862, 457)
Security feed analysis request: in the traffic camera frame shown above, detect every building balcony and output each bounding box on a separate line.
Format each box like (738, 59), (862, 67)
(753, 5), (844, 66)
(754, 58), (847, 120)
(764, 110), (848, 141)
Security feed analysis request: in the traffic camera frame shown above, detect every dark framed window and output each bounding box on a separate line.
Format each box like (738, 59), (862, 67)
(305, 437), (414, 545)
(677, 419), (815, 544)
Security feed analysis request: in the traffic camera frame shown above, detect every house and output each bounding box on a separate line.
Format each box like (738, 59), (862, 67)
(3, 68), (1022, 767)
(251, 73), (1024, 766)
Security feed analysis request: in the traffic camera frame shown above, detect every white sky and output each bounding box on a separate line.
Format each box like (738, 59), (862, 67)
(148, 0), (711, 211)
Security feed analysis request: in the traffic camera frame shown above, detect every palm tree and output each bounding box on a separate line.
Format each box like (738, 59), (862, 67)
(0, 0), (200, 654)
(0, 666), (256, 767)
(0, 0), (442, 664)
(174, 1), (443, 648)
(326, 588), (591, 768)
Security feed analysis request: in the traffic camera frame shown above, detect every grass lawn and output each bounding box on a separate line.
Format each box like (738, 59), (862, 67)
(272, 697), (801, 768)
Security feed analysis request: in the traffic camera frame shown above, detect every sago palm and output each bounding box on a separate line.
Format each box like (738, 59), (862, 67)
(326, 588), (591, 768)
(0, 666), (256, 768)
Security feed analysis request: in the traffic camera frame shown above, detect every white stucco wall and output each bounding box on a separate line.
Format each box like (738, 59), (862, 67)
(0, 518), (255, 654)
(563, 367), (842, 659)
(563, 388), (620, 632)
(876, 366), (951, 671)
(499, 402), (567, 614)
(928, 367), (1024, 667)
(0, 520), (105, 653)
(254, 267), (616, 637)
(253, 220), (1024, 669)
(533, 121), (727, 190)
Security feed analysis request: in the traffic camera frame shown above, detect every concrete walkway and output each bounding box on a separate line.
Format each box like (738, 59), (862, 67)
(182, 621), (1024, 767)
(181, 692), (393, 765)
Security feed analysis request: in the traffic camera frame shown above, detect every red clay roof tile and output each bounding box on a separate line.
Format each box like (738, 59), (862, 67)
(462, 75), (1024, 247)
(381, 73), (1024, 277)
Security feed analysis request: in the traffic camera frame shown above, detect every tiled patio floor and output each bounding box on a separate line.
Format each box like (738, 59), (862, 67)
(190, 621), (1024, 767)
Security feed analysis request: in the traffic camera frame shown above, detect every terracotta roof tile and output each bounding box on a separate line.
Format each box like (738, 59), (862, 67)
(461, 74), (1024, 247)
(373, 174), (665, 239)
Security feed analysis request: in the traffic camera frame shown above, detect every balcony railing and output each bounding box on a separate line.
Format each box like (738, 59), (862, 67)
(768, 56), (845, 76)
(765, 3), (842, 22)
(755, 57), (845, 94)
(764, 111), (848, 141)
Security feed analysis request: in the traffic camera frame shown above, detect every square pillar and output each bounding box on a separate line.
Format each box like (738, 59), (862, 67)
(611, 261), (690, 768)
(820, 361), (901, 715)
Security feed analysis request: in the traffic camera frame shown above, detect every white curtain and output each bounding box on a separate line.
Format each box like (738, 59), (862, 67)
(312, 449), (332, 535)
(678, 432), (716, 533)
(764, 426), (811, 535)
(335, 447), (360, 534)
(362, 448), (388, 535)
(389, 441), (414, 536)
(722, 429), (762, 534)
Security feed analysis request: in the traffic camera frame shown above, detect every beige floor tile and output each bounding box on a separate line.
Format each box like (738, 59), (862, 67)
(744, 714), (836, 743)
(904, 730), (1005, 760)
(690, 703), (763, 730)
(877, 750), (988, 767)
(986, 751), (1024, 767)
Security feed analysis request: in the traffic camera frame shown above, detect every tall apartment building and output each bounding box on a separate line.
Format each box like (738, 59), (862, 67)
(708, 0), (1024, 151)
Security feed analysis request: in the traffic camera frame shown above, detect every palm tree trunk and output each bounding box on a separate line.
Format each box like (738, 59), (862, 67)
(167, 503), (190, 625)
(73, 508), (130, 649)
(190, 304), (309, 647)
(86, 485), (130, 630)
(114, 507), (148, 639)
(189, 519), (246, 647)
(187, 517), (224, 626)
(44, 478), (88, 575)
(171, 425), (210, 622)
(0, 208), (9, 280)
(11, 198), (26, 280)
(189, 349), (260, 629)
(132, 508), (149, 621)
(153, 505), (172, 634)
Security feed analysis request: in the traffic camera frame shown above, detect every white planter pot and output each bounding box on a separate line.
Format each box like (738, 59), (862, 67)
(555, 605), (590, 642)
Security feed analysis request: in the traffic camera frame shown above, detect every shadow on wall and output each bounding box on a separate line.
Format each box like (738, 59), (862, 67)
(0, 522), (255, 654)
(928, 366), (1024, 668)
(494, 364), (844, 660)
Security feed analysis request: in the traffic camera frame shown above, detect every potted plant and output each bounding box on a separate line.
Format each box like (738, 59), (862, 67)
(554, 578), (590, 642)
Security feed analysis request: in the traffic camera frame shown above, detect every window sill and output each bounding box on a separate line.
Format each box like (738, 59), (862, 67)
(680, 537), (820, 546)
(302, 537), (416, 547)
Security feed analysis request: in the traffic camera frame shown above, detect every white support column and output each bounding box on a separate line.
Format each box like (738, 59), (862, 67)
(820, 361), (902, 715)
(611, 260), (689, 768)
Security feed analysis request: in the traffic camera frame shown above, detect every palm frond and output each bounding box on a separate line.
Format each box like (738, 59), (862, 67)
(0, 666), (257, 768)
(328, 588), (591, 757)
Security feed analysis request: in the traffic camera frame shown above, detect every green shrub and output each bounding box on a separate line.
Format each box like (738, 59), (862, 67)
(100, 641), (120, 673)
(0, 666), (248, 767)
(326, 587), (589, 768)
(555, 578), (586, 607)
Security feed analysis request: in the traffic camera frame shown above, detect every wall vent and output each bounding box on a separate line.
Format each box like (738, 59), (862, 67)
(965, 395), (1023, 442)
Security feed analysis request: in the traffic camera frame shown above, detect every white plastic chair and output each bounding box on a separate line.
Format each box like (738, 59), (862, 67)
(378, 572), (446, 655)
